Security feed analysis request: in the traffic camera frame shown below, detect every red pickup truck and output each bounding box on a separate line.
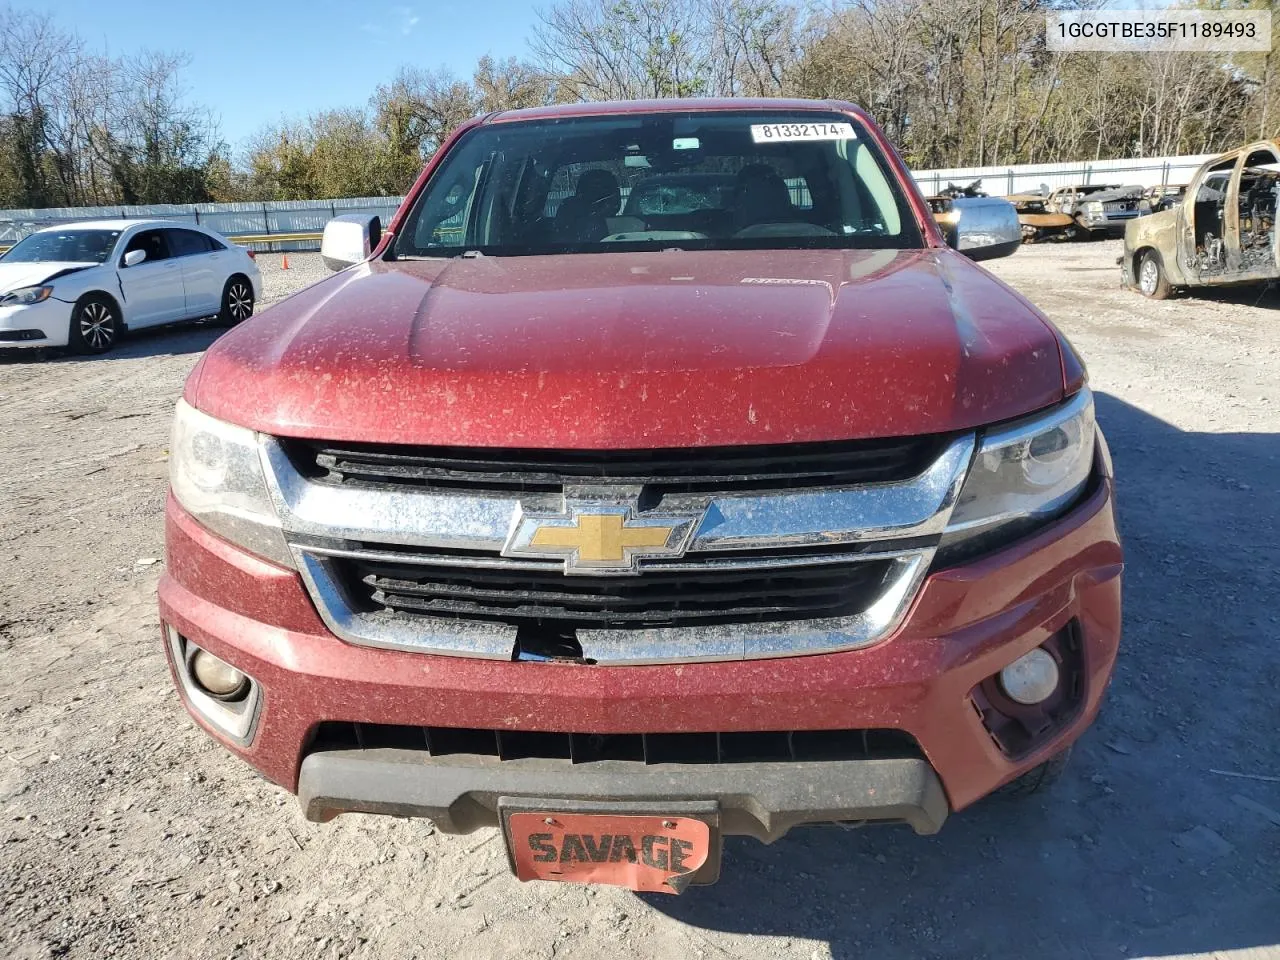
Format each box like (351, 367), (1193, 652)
(159, 99), (1121, 892)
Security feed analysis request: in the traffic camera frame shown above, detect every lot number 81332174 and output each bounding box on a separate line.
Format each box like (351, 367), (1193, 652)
(750, 122), (856, 143)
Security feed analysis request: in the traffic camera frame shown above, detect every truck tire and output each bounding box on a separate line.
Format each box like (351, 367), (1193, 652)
(1137, 250), (1172, 299)
(996, 745), (1072, 799)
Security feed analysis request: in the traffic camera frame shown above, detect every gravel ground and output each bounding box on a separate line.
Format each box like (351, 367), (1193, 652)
(1, 243), (1277, 960)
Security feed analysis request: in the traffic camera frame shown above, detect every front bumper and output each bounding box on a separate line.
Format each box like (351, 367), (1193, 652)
(159, 476), (1123, 835)
(0, 298), (74, 348)
(1080, 216), (1134, 237)
(299, 751), (949, 840)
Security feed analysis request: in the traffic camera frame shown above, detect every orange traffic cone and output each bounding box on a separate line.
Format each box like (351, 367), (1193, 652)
(282, 254), (290, 270)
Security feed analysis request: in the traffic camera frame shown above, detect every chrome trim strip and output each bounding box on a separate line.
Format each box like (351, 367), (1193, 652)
(682, 435), (973, 550)
(297, 541), (925, 573)
(575, 553), (931, 664)
(262, 434), (975, 554)
(292, 546), (932, 664)
(261, 438), (516, 552)
(295, 551), (519, 660)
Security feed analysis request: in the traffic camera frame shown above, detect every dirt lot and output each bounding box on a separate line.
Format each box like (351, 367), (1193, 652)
(1, 244), (1278, 960)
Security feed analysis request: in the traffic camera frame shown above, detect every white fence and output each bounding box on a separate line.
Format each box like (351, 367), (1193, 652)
(0, 197), (403, 251)
(0, 151), (1221, 250)
(911, 153), (1217, 197)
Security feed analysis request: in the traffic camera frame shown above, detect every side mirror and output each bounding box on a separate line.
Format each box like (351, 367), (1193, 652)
(321, 214), (382, 272)
(123, 249), (146, 267)
(944, 196), (1021, 261)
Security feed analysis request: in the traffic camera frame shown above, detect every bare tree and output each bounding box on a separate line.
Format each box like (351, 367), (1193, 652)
(473, 55), (560, 111)
(532, 0), (710, 100)
(705, 0), (802, 97)
(0, 7), (78, 206)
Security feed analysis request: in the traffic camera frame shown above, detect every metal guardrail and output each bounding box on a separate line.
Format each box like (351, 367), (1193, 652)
(0, 231), (325, 257)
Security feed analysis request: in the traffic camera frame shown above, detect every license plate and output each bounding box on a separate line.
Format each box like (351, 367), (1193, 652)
(505, 811), (712, 893)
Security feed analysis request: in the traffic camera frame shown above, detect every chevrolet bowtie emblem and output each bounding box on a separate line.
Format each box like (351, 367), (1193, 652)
(504, 503), (701, 574)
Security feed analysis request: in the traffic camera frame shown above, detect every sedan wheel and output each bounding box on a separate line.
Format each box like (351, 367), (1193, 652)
(69, 297), (120, 355)
(219, 277), (255, 326)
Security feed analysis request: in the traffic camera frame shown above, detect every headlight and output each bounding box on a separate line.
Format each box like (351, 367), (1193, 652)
(170, 399), (293, 568)
(1081, 201), (1103, 217)
(0, 285), (53, 306)
(943, 389), (1095, 549)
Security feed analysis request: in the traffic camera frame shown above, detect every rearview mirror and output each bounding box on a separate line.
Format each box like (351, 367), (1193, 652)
(123, 249), (146, 267)
(321, 214), (382, 272)
(943, 196), (1021, 261)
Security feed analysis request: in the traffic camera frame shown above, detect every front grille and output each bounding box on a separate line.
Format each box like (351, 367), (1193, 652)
(338, 554), (897, 628)
(285, 434), (949, 495)
(311, 722), (923, 765)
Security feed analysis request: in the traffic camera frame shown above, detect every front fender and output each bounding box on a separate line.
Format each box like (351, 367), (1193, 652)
(1123, 209), (1183, 285)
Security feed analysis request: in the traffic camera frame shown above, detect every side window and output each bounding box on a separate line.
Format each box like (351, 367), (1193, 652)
(122, 229), (171, 265)
(413, 160), (485, 248)
(168, 229), (214, 257)
(1195, 171), (1230, 205)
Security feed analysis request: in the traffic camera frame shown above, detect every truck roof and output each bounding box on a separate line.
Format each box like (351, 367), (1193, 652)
(487, 98), (863, 124)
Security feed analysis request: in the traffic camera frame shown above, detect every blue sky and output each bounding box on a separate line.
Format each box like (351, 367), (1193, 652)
(47, 0), (541, 152)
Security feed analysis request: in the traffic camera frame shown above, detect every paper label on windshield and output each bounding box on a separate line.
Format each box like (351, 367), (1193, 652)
(750, 122), (856, 143)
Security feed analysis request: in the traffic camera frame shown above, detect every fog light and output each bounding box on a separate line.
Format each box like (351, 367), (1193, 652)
(999, 648), (1060, 705)
(188, 647), (250, 701)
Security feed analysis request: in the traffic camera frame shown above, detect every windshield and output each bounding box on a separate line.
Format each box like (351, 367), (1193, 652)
(393, 111), (922, 258)
(2, 230), (121, 264)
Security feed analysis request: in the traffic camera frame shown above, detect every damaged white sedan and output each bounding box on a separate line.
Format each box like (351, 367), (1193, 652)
(0, 219), (261, 354)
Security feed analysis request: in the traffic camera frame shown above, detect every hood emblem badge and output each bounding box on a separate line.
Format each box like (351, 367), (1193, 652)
(504, 502), (702, 574)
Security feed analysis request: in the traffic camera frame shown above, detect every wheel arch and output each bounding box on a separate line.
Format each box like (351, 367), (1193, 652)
(1132, 245), (1164, 284)
(74, 288), (126, 328)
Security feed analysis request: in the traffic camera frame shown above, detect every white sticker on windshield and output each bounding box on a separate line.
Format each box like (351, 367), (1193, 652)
(750, 121), (856, 144)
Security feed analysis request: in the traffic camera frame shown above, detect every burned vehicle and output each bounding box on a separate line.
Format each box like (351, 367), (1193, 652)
(1123, 141), (1280, 299)
(1139, 184), (1187, 216)
(924, 180), (987, 229)
(1072, 185), (1144, 238)
(1006, 190), (1075, 242)
(1046, 184), (1117, 218)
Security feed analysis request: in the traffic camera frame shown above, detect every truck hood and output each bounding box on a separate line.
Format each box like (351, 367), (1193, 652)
(193, 248), (1066, 448)
(1087, 185), (1144, 203)
(0, 261), (95, 293)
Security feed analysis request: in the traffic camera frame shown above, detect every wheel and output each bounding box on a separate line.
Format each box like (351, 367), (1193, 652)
(1137, 250), (1172, 299)
(217, 276), (255, 326)
(68, 295), (121, 355)
(996, 745), (1073, 799)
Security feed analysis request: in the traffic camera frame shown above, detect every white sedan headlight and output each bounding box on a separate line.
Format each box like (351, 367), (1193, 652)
(0, 285), (53, 306)
(944, 389), (1095, 545)
(170, 399), (293, 567)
